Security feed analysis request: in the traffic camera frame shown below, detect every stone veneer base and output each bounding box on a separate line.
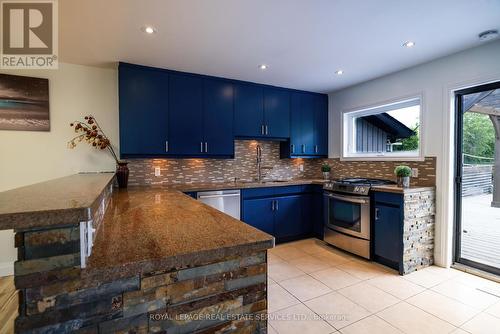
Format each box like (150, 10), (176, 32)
(14, 225), (267, 334)
(402, 189), (436, 274)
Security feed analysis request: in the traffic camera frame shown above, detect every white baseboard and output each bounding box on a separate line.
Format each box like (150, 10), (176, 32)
(0, 261), (14, 277)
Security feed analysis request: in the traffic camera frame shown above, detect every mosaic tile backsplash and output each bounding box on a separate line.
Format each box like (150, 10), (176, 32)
(127, 140), (436, 187)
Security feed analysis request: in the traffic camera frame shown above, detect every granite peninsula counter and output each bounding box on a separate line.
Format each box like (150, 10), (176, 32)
(0, 174), (275, 333)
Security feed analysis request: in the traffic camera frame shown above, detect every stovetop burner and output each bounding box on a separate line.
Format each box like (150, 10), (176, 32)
(336, 178), (395, 186)
(324, 178), (395, 195)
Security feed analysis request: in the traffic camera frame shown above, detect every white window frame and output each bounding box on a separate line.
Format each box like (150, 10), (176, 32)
(341, 94), (424, 161)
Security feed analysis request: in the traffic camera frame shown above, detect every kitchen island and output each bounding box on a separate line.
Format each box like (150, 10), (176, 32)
(0, 174), (274, 333)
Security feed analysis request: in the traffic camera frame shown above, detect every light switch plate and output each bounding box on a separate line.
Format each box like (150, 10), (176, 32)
(299, 164), (304, 172)
(154, 167), (161, 177)
(411, 168), (419, 177)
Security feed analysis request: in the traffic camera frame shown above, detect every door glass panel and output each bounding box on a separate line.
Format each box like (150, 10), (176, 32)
(458, 87), (500, 273)
(329, 198), (361, 232)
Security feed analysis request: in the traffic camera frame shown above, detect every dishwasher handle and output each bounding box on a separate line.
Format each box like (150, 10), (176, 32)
(198, 193), (241, 199)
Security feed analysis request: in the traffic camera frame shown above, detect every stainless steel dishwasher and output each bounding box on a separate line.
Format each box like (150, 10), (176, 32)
(197, 190), (241, 220)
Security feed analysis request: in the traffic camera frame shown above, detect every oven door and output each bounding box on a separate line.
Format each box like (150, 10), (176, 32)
(325, 192), (370, 240)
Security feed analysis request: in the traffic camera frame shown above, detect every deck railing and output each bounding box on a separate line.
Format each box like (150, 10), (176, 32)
(462, 164), (493, 196)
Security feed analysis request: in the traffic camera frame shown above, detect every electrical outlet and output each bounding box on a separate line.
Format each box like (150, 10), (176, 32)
(299, 164), (304, 172)
(154, 167), (161, 177)
(411, 168), (419, 177)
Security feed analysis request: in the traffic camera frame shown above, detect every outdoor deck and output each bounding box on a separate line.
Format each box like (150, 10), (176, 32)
(461, 194), (500, 269)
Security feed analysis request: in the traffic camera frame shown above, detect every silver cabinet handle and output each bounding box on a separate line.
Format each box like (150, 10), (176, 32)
(271, 200), (275, 211)
(165, 141), (169, 152)
(315, 145), (318, 153)
(261, 125), (265, 135)
(200, 142), (204, 153)
(291, 144), (295, 153)
(265, 125), (268, 135)
(275, 200), (279, 211)
(375, 208), (380, 221)
(198, 194), (240, 199)
(205, 142), (208, 153)
(302, 144), (305, 153)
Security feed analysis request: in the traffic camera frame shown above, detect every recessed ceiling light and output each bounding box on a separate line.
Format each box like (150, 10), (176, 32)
(335, 70), (344, 76)
(478, 29), (499, 42)
(403, 41), (415, 48)
(142, 26), (157, 34)
(259, 64), (268, 70)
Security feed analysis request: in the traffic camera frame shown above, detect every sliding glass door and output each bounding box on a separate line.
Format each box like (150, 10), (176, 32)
(455, 81), (500, 276)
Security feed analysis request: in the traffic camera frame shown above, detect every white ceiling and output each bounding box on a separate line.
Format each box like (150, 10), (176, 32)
(59, 0), (500, 93)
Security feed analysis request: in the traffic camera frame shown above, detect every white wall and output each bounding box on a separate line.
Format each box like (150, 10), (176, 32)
(328, 40), (500, 267)
(0, 63), (118, 276)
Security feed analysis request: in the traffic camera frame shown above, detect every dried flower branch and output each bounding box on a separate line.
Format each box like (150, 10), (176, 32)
(68, 115), (120, 164)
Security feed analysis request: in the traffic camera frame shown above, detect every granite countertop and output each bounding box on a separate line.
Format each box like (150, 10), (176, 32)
(0, 173), (115, 230)
(371, 184), (435, 194)
(85, 187), (274, 280)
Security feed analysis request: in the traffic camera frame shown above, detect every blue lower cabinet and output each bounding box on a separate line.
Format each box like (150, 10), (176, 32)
(373, 192), (404, 272)
(274, 195), (303, 239)
(241, 186), (323, 243)
(312, 190), (324, 240)
(241, 197), (275, 235)
(183, 192), (197, 199)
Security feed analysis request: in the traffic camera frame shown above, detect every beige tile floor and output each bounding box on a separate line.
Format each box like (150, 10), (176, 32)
(267, 238), (500, 334)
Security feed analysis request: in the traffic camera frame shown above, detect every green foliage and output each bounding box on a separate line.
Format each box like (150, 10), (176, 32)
(321, 163), (331, 172)
(394, 165), (412, 177)
(393, 124), (419, 152)
(463, 112), (495, 164)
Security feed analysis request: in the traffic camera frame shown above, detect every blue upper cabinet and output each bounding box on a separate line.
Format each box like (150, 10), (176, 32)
(119, 62), (327, 159)
(314, 94), (329, 156)
(281, 92), (328, 158)
(168, 73), (204, 156)
(119, 64), (169, 157)
(234, 84), (290, 139)
(203, 79), (234, 156)
(234, 83), (265, 138)
(264, 88), (290, 139)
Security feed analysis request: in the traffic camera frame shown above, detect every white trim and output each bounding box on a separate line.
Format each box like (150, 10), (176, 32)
(438, 72), (500, 268)
(0, 261), (14, 277)
(340, 93), (425, 161)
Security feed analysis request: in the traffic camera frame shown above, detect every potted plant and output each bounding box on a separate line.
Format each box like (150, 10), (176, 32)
(394, 165), (412, 188)
(321, 163), (331, 180)
(68, 115), (129, 188)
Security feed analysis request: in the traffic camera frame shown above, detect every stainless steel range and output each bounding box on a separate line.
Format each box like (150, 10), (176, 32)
(323, 178), (395, 259)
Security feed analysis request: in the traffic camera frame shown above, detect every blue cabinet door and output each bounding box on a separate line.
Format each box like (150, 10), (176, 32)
(168, 73), (204, 155)
(264, 88), (290, 138)
(374, 204), (402, 264)
(301, 194), (314, 237)
(119, 65), (169, 156)
(234, 83), (264, 138)
(314, 94), (328, 156)
(274, 195), (302, 239)
(203, 79), (234, 156)
(289, 93), (302, 155)
(242, 198), (274, 235)
(301, 93), (316, 155)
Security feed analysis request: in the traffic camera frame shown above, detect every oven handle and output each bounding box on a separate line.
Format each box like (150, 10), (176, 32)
(326, 193), (370, 205)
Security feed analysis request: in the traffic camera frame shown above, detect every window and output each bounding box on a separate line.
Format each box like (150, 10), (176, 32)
(342, 97), (422, 159)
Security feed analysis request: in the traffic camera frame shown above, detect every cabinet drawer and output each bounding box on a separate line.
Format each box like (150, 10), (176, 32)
(241, 187), (276, 199)
(373, 192), (403, 206)
(273, 185), (303, 196)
